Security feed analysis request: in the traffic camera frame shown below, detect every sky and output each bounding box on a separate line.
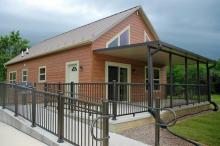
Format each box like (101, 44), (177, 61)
(0, 0), (220, 60)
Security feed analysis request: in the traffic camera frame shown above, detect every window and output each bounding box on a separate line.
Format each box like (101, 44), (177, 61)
(106, 26), (130, 48)
(145, 67), (160, 90)
(39, 66), (46, 82)
(144, 31), (151, 42)
(22, 69), (28, 82)
(9, 71), (16, 83)
(108, 38), (118, 48)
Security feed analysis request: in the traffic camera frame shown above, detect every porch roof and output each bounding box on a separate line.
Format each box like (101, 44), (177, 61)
(93, 40), (216, 66)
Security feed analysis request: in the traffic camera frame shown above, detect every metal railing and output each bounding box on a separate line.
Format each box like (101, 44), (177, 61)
(0, 83), (110, 146)
(0, 82), (209, 146)
(34, 82), (208, 119)
(158, 84), (208, 108)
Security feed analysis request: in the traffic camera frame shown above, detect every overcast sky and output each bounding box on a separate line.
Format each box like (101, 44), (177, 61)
(0, 0), (220, 60)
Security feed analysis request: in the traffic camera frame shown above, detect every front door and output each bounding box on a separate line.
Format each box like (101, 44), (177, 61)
(107, 64), (129, 101)
(66, 61), (79, 83)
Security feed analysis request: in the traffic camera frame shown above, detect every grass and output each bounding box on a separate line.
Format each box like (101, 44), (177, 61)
(212, 94), (220, 105)
(169, 94), (220, 146)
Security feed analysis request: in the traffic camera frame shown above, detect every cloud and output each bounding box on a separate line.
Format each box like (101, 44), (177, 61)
(0, 0), (219, 59)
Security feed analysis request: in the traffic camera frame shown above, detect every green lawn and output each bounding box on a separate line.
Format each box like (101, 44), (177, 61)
(212, 94), (220, 105)
(169, 94), (220, 146)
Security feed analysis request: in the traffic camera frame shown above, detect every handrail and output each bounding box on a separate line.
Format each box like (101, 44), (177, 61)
(159, 108), (177, 127)
(90, 115), (113, 141)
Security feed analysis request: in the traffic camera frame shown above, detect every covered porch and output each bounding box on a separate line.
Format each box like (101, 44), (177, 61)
(94, 40), (215, 110)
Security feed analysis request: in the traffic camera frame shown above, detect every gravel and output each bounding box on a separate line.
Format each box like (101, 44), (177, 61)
(121, 124), (194, 146)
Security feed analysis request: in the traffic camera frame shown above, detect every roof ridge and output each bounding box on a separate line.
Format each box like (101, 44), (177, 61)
(30, 6), (140, 48)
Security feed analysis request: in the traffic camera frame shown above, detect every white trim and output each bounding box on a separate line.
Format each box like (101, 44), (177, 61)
(22, 69), (28, 82)
(145, 66), (161, 91)
(9, 71), (17, 83)
(38, 66), (46, 83)
(105, 61), (131, 101)
(105, 61), (131, 83)
(65, 60), (79, 83)
(144, 31), (151, 42)
(106, 25), (131, 48)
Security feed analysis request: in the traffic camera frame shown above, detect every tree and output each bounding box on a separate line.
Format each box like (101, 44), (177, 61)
(212, 59), (220, 77)
(211, 59), (220, 93)
(0, 31), (30, 81)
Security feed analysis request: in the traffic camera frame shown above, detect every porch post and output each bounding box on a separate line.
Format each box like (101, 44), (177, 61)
(112, 80), (117, 120)
(169, 53), (173, 108)
(185, 57), (189, 105)
(206, 63), (211, 102)
(147, 47), (154, 108)
(197, 61), (200, 103)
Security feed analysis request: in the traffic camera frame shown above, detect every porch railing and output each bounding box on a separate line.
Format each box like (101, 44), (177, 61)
(34, 82), (208, 119)
(0, 82), (209, 146)
(0, 83), (110, 146)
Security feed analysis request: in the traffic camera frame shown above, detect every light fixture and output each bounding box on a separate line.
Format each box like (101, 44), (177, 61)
(25, 48), (29, 54)
(132, 68), (136, 73)
(21, 51), (24, 57)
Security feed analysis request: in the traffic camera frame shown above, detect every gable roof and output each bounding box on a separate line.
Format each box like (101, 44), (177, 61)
(5, 6), (159, 66)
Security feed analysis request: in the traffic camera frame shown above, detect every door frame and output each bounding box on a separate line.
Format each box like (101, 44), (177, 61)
(105, 61), (131, 101)
(65, 60), (79, 83)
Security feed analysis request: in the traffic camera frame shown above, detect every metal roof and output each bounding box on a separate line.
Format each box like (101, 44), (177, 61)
(6, 6), (158, 65)
(94, 41), (215, 65)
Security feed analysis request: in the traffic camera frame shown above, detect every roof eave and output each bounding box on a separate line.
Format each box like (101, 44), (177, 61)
(5, 40), (92, 66)
(138, 7), (160, 40)
(146, 40), (216, 63)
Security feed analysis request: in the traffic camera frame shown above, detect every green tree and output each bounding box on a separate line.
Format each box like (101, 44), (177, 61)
(212, 59), (220, 77)
(0, 31), (30, 81)
(167, 64), (207, 84)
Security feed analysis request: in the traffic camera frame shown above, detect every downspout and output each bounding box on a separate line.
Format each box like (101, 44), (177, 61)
(208, 62), (219, 111)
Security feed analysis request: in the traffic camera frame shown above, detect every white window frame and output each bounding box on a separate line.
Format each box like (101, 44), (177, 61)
(145, 66), (161, 91)
(22, 69), (28, 82)
(105, 61), (131, 101)
(106, 25), (130, 48)
(144, 31), (151, 42)
(38, 66), (46, 83)
(9, 71), (17, 83)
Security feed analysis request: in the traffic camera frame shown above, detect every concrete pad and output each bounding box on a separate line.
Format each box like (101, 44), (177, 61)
(110, 132), (149, 146)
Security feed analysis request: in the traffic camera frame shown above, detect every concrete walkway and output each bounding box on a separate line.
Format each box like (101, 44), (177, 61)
(0, 121), (47, 146)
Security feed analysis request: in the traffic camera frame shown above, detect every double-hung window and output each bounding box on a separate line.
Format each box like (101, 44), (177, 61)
(107, 26), (130, 48)
(22, 69), (28, 82)
(39, 66), (46, 82)
(145, 67), (160, 90)
(9, 71), (16, 83)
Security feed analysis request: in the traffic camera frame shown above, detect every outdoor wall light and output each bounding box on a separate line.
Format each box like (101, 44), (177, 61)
(132, 68), (136, 73)
(80, 66), (83, 70)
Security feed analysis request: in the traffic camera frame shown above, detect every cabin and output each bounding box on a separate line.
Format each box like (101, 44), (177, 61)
(5, 6), (215, 112)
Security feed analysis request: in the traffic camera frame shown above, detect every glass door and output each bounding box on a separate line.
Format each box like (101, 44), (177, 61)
(108, 66), (128, 101)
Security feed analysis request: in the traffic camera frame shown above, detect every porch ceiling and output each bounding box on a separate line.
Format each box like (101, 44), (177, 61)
(93, 41), (215, 66)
